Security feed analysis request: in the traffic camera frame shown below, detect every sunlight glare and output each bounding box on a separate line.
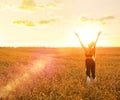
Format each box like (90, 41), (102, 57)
(76, 23), (101, 47)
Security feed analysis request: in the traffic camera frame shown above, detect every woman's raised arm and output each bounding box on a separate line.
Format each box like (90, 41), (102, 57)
(74, 32), (85, 50)
(95, 32), (101, 45)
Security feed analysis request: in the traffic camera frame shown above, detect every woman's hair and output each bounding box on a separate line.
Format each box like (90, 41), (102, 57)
(88, 41), (95, 47)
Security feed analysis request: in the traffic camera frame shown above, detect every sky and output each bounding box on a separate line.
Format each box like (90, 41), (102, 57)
(0, 0), (120, 47)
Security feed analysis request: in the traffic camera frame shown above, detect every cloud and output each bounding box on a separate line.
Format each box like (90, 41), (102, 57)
(19, 0), (37, 10)
(38, 19), (58, 24)
(100, 16), (115, 20)
(13, 20), (35, 26)
(46, 0), (61, 8)
(13, 18), (58, 26)
(19, 0), (60, 10)
(80, 16), (115, 25)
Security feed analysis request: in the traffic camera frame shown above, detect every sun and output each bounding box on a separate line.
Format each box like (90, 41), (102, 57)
(76, 23), (101, 47)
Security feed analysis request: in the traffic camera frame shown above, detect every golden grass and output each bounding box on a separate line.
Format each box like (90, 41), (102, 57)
(0, 47), (119, 100)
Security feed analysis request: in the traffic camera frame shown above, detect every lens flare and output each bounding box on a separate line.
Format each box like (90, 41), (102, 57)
(0, 55), (54, 98)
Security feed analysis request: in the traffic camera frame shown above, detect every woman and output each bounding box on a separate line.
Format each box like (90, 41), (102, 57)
(75, 32), (101, 83)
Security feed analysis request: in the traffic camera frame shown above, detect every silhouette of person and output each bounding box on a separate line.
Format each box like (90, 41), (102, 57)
(75, 32), (101, 83)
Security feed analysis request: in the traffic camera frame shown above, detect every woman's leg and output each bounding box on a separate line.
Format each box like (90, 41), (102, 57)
(91, 60), (96, 79)
(85, 59), (91, 78)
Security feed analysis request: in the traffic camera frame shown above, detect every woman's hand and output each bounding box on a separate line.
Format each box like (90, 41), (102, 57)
(98, 31), (101, 36)
(74, 32), (79, 37)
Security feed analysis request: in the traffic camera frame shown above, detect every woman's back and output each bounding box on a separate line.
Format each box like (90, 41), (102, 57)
(84, 47), (95, 57)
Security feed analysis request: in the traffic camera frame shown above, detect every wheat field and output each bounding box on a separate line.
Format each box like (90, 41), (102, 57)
(0, 47), (119, 100)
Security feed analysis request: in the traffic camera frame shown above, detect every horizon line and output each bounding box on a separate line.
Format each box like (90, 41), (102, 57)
(0, 46), (120, 48)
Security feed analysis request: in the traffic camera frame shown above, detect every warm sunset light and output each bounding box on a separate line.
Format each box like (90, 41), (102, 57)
(75, 23), (101, 47)
(0, 0), (120, 47)
(0, 1), (119, 99)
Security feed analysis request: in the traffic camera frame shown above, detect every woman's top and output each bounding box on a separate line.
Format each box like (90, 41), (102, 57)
(84, 47), (95, 60)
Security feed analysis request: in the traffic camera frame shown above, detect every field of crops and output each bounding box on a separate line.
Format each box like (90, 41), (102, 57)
(0, 47), (119, 100)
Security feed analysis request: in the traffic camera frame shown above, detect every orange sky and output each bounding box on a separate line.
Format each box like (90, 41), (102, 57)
(0, 0), (120, 47)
